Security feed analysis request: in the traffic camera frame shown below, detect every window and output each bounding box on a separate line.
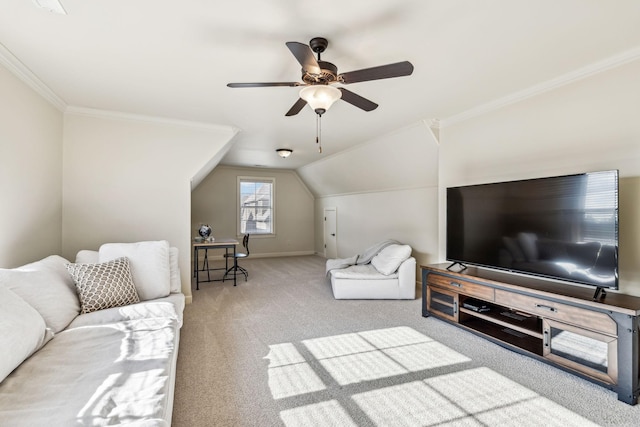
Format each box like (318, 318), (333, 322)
(238, 177), (275, 235)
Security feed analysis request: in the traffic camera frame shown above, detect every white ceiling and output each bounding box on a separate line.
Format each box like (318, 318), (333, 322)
(2, 0), (640, 169)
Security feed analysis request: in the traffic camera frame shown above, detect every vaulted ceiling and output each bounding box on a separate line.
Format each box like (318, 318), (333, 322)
(1, 1), (639, 169)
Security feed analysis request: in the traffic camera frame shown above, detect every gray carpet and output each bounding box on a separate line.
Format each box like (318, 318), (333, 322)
(172, 255), (640, 426)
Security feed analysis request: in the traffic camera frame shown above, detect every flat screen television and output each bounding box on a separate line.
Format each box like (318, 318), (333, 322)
(446, 170), (619, 296)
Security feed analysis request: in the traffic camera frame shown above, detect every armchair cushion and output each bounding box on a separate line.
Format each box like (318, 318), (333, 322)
(331, 263), (399, 280)
(371, 244), (412, 275)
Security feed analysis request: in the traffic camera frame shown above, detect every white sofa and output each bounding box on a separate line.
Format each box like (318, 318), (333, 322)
(0, 240), (184, 427)
(327, 241), (417, 299)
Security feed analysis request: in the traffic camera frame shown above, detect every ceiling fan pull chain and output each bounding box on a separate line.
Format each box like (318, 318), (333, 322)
(316, 113), (322, 153)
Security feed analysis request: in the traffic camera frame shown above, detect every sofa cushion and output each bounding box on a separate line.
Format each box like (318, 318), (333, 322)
(326, 255), (358, 276)
(0, 255), (80, 334)
(99, 241), (171, 301)
(0, 313), (179, 425)
(169, 246), (180, 293)
(75, 249), (99, 264)
(81, 245), (180, 294)
(68, 299), (179, 329)
(0, 287), (48, 383)
(66, 257), (140, 314)
(331, 263), (399, 280)
(371, 244), (412, 275)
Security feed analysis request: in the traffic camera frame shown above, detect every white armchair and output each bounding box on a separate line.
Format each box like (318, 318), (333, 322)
(327, 243), (417, 300)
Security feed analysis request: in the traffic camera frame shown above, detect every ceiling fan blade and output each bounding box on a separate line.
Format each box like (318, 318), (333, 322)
(338, 61), (414, 84)
(338, 88), (378, 111)
(227, 82), (302, 88)
(285, 98), (308, 116)
(286, 41), (321, 75)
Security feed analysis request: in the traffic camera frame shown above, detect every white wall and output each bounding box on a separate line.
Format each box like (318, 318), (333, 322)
(440, 59), (640, 296)
(298, 121), (440, 268)
(62, 110), (237, 301)
(191, 165), (315, 258)
(0, 63), (63, 267)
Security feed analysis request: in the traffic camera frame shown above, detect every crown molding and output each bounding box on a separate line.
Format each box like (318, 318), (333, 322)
(315, 183), (437, 200)
(0, 42), (240, 136)
(65, 106), (240, 134)
(0, 42), (67, 111)
(422, 118), (440, 144)
(441, 46), (640, 127)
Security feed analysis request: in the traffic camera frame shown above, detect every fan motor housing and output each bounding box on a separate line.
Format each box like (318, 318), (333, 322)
(302, 60), (338, 84)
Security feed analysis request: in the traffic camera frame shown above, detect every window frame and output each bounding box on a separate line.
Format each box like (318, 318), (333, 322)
(237, 176), (276, 237)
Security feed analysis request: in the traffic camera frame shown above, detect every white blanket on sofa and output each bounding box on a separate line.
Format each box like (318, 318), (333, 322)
(325, 239), (399, 275)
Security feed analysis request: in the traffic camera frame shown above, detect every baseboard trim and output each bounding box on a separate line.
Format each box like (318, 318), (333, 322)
(249, 251), (316, 258)
(194, 251), (316, 262)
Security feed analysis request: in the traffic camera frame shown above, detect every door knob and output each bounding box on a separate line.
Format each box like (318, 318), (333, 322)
(331, 233), (336, 236)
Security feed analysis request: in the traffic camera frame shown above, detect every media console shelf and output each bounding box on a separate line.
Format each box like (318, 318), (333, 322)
(422, 263), (640, 405)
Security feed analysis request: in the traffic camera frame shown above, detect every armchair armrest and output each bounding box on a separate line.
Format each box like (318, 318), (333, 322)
(397, 257), (417, 299)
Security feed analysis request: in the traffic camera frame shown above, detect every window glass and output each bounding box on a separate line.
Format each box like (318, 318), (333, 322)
(239, 177), (274, 235)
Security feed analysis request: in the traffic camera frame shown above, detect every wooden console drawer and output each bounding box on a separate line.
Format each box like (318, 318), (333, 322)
(427, 274), (494, 301)
(495, 289), (617, 336)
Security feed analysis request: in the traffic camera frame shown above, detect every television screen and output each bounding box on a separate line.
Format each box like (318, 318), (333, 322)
(446, 170), (619, 289)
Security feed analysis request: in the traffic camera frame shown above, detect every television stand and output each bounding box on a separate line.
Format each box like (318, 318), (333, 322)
(422, 263), (640, 405)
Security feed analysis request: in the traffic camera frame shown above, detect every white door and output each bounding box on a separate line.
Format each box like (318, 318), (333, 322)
(324, 207), (337, 258)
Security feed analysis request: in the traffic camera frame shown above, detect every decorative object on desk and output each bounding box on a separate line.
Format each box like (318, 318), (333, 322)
(198, 224), (212, 239)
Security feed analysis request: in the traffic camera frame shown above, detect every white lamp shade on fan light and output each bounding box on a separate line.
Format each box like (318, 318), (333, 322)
(299, 85), (342, 114)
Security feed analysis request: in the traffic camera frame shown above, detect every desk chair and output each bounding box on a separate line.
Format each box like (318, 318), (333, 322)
(224, 233), (250, 282)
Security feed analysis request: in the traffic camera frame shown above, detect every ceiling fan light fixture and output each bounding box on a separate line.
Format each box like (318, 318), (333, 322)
(299, 85), (342, 115)
(276, 148), (293, 158)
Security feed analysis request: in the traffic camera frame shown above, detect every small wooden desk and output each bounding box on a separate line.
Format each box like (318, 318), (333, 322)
(193, 239), (239, 290)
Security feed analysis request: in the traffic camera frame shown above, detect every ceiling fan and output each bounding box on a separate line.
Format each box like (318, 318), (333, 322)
(227, 37), (414, 117)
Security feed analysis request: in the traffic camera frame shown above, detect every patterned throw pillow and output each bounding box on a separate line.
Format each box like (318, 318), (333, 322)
(65, 257), (140, 314)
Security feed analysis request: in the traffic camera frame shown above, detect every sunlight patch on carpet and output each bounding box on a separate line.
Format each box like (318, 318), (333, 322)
(266, 326), (468, 399)
(476, 395), (600, 426)
(425, 367), (599, 427)
(265, 343), (325, 399)
(280, 400), (357, 427)
(302, 332), (376, 359)
(318, 349), (409, 386)
(302, 326), (469, 386)
(426, 367), (539, 413)
(384, 341), (471, 372)
(358, 326), (434, 349)
(265, 342), (306, 368)
(351, 380), (473, 426)
(267, 327), (597, 427)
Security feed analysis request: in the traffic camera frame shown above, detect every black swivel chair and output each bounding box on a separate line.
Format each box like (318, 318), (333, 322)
(224, 233), (250, 282)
